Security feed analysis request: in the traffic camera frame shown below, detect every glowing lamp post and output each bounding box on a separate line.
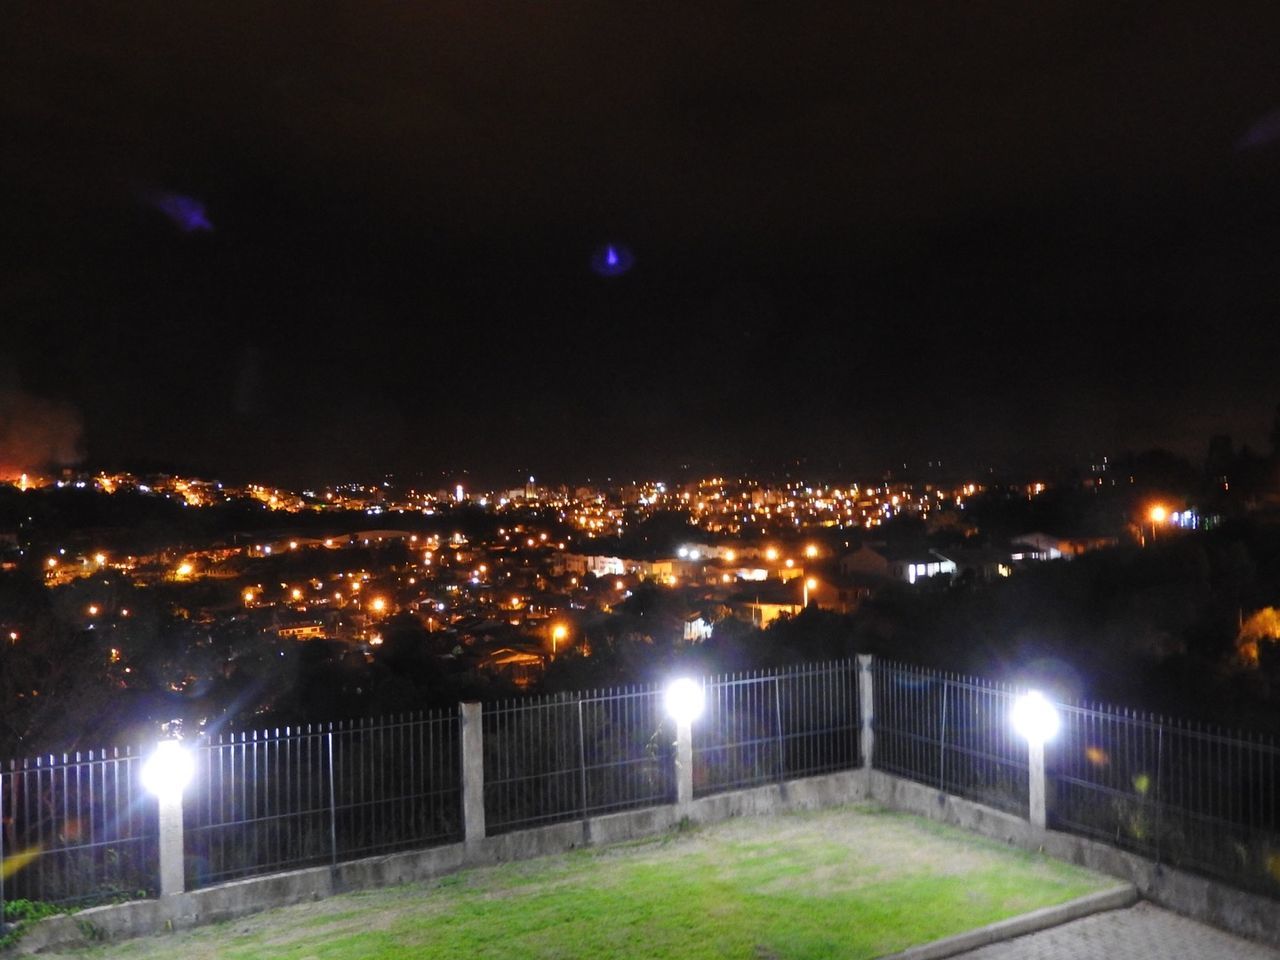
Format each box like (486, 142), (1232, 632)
(1011, 691), (1060, 829)
(665, 678), (705, 726)
(1147, 504), (1168, 544)
(142, 741), (195, 896)
(665, 678), (705, 810)
(803, 577), (818, 608)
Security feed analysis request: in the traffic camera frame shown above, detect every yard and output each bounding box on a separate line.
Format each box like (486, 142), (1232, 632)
(58, 805), (1116, 960)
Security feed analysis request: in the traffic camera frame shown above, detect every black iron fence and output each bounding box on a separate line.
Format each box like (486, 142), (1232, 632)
(0, 749), (157, 908)
(185, 710), (461, 888)
(1051, 701), (1279, 899)
(871, 660), (1028, 816)
(693, 660), (861, 797)
(2, 657), (1278, 911)
(482, 685), (674, 834)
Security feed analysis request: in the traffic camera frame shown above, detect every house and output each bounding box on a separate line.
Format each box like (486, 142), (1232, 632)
(683, 613), (714, 642)
(1010, 532), (1117, 562)
(839, 544), (956, 584)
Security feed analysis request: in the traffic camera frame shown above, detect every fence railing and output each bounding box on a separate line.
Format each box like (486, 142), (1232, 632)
(482, 685), (674, 834)
(2, 656), (1278, 914)
(870, 660), (1028, 817)
(1051, 701), (1279, 898)
(0, 749), (157, 908)
(694, 660), (861, 797)
(185, 711), (461, 889)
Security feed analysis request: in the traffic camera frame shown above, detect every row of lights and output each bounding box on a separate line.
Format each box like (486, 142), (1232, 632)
(139, 684), (1061, 798)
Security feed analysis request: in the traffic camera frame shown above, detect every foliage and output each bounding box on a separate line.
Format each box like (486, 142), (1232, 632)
(0, 899), (68, 950)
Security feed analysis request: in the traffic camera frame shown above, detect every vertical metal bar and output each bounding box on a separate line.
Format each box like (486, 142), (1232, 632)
(577, 697), (588, 820)
(1154, 721), (1164, 866)
(938, 680), (949, 791)
(773, 676), (785, 783)
(1, 764), (6, 919)
(326, 730), (338, 870)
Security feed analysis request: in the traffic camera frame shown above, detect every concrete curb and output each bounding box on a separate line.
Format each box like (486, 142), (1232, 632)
(878, 884), (1139, 960)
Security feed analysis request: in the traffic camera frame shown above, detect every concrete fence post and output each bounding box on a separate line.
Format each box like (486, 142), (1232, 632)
(157, 787), (185, 897)
(1028, 738), (1047, 829)
(857, 654), (875, 770)
(460, 702), (486, 845)
(675, 719), (694, 811)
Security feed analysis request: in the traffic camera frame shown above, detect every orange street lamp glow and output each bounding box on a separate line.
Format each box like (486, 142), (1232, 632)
(765, 547), (779, 562)
(243, 590), (255, 604)
(93, 553), (106, 565)
(1149, 505), (1168, 524)
(805, 544), (818, 558)
(371, 597), (387, 614)
(291, 588), (303, 601)
(176, 562), (194, 577)
(803, 577), (818, 607)
(551, 623), (567, 655)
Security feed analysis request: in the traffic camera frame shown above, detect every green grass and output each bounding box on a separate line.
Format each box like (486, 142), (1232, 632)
(77, 806), (1117, 960)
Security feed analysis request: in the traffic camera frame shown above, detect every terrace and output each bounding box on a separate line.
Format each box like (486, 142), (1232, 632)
(2, 658), (1278, 955)
(39, 806), (1117, 960)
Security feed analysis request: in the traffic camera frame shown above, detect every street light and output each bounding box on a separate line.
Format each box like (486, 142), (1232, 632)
(1147, 504), (1168, 544)
(1011, 691), (1060, 745)
(552, 623), (567, 656)
(664, 678), (705, 725)
(803, 577), (818, 607)
(1011, 690), (1059, 830)
(141, 740), (195, 800)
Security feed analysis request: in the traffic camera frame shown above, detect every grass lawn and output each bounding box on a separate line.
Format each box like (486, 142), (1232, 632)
(66, 805), (1117, 960)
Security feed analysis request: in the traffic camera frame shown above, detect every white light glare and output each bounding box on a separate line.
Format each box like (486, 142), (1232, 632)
(1011, 691), (1060, 745)
(141, 740), (195, 798)
(665, 678), (705, 725)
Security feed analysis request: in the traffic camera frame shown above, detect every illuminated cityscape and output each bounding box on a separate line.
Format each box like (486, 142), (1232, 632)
(5, 5), (1280, 955)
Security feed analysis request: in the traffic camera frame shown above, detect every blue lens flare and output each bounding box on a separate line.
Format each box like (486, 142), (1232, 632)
(590, 243), (634, 277)
(146, 190), (214, 232)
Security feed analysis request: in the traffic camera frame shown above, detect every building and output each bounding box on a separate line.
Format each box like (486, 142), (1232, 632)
(839, 544), (957, 584)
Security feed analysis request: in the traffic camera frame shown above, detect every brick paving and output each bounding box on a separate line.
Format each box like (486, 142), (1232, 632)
(957, 902), (1280, 960)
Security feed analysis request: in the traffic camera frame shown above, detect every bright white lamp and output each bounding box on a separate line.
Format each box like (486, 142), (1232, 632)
(1011, 691), (1060, 745)
(665, 678), (705, 725)
(141, 740), (195, 799)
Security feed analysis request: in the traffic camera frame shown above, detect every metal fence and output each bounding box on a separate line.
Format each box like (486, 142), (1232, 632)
(4, 657), (1278, 911)
(693, 660), (861, 797)
(1051, 701), (1280, 898)
(185, 710), (461, 888)
(482, 685), (674, 834)
(871, 660), (1028, 816)
(0, 748), (157, 908)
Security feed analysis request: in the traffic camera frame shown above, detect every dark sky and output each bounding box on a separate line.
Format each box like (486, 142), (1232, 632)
(5, 2), (1280, 485)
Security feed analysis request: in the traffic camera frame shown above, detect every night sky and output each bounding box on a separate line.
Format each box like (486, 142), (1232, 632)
(5, 2), (1280, 485)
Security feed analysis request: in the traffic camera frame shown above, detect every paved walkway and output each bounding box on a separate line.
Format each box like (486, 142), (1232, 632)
(958, 903), (1280, 960)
